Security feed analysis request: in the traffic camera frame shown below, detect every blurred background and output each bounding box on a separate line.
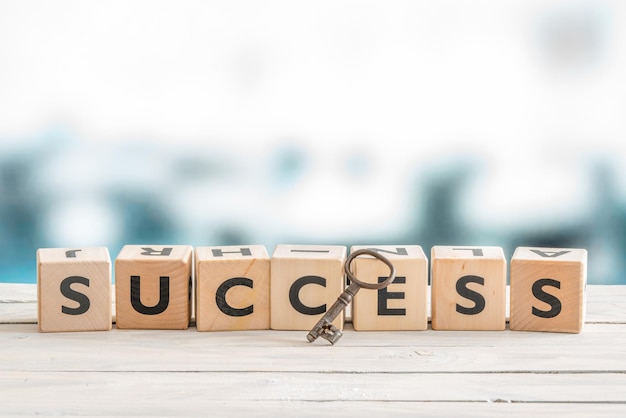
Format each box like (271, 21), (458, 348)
(1, 0), (624, 284)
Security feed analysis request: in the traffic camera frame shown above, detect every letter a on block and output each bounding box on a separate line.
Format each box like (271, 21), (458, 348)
(37, 247), (112, 332)
(115, 245), (192, 329)
(510, 247), (587, 333)
(270, 245), (346, 330)
(195, 245), (270, 331)
(431, 246), (506, 331)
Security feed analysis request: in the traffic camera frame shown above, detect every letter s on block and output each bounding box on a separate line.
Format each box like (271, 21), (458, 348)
(532, 278), (562, 319)
(455, 275), (486, 315)
(60, 276), (91, 315)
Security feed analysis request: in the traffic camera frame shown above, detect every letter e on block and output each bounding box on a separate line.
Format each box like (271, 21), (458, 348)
(350, 245), (428, 331)
(195, 245), (270, 331)
(37, 247), (112, 332)
(115, 245), (192, 329)
(510, 247), (587, 333)
(431, 246), (506, 331)
(270, 245), (346, 330)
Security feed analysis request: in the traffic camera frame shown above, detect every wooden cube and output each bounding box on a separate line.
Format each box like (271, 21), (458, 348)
(195, 245), (270, 331)
(115, 245), (192, 329)
(431, 246), (506, 330)
(270, 245), (346, 330)
(37, 247), (112, 332)
(510, 247), (587, 333)
(350, 245), (428, 331)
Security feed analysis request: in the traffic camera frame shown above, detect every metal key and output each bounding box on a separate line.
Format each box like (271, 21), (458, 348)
(307, 249), (396, 345)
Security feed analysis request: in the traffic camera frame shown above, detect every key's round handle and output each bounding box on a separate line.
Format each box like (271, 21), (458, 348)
(344, 249), (396, 290)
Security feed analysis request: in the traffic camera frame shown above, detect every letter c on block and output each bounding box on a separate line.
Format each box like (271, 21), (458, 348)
(289, 275), (326, 315)
(215, 277), (254, 317)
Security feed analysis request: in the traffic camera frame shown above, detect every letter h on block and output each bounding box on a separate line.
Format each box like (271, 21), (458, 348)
(270, 245), (347, 330)
(115, 245), (192, 329)
(37, 247), (112, 332)
(431, 246), (507, 330)
(195, 245), (270, 331)
(510, 247), (587, 333)
(351, 245), (428, 331)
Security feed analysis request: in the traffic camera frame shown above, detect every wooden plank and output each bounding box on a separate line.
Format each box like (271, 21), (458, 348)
(1, 323), (625, 373)
(586, 286), (626, 323)
(1, 399), (625, 418)
(2, 284), (625, 416)
(2, 320), (625, 349)
(0, 371), (625, 416)
(0, 283), (36, 323)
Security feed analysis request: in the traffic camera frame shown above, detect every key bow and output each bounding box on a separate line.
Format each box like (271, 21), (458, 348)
(306, 249), (396, 345)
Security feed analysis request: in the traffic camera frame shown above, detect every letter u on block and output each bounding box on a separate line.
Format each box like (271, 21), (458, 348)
(115, 245), (192, 330)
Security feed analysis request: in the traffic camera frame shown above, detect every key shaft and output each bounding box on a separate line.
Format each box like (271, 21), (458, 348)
(324, 281), (361, 324)
(307, 249), (396, 345)
(306, 282), (362, 344)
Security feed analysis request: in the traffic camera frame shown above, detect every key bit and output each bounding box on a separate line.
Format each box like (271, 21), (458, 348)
(306, 249), (396, 345)
(307, 320), (342, 345)
(307, 281), (360, 344)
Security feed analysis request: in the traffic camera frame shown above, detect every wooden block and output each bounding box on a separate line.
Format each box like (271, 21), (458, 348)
(431, 246), (506, 331)
(37, 247), (112, 332)
(270, 244), (346, 330)
(510, 247), (587, 333)
(195, 245), (270, 331)
(115, 245), (192, 330)
(350, 245), (428, 331)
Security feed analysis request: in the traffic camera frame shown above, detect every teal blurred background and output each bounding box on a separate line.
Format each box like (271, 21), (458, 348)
(1, 1), (624, 283)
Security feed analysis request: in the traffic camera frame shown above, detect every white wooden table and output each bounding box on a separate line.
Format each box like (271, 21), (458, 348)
(1, 284), (625, 417)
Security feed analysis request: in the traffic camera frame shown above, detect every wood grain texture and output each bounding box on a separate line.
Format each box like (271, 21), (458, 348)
(115, 245), (192, 329)
(195, 245), (270, 331)
(37, 247), (112, 332)
(3, 284), (625, 324)
(510, 247), (587, 333)
(431, 246), (507, 330)
(270, 245), (346, 330)
(0, 284), (625, 416)
(351, 245), (428, 331)
(1, 371), (625, 415)
(1, 397), (624, 418)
